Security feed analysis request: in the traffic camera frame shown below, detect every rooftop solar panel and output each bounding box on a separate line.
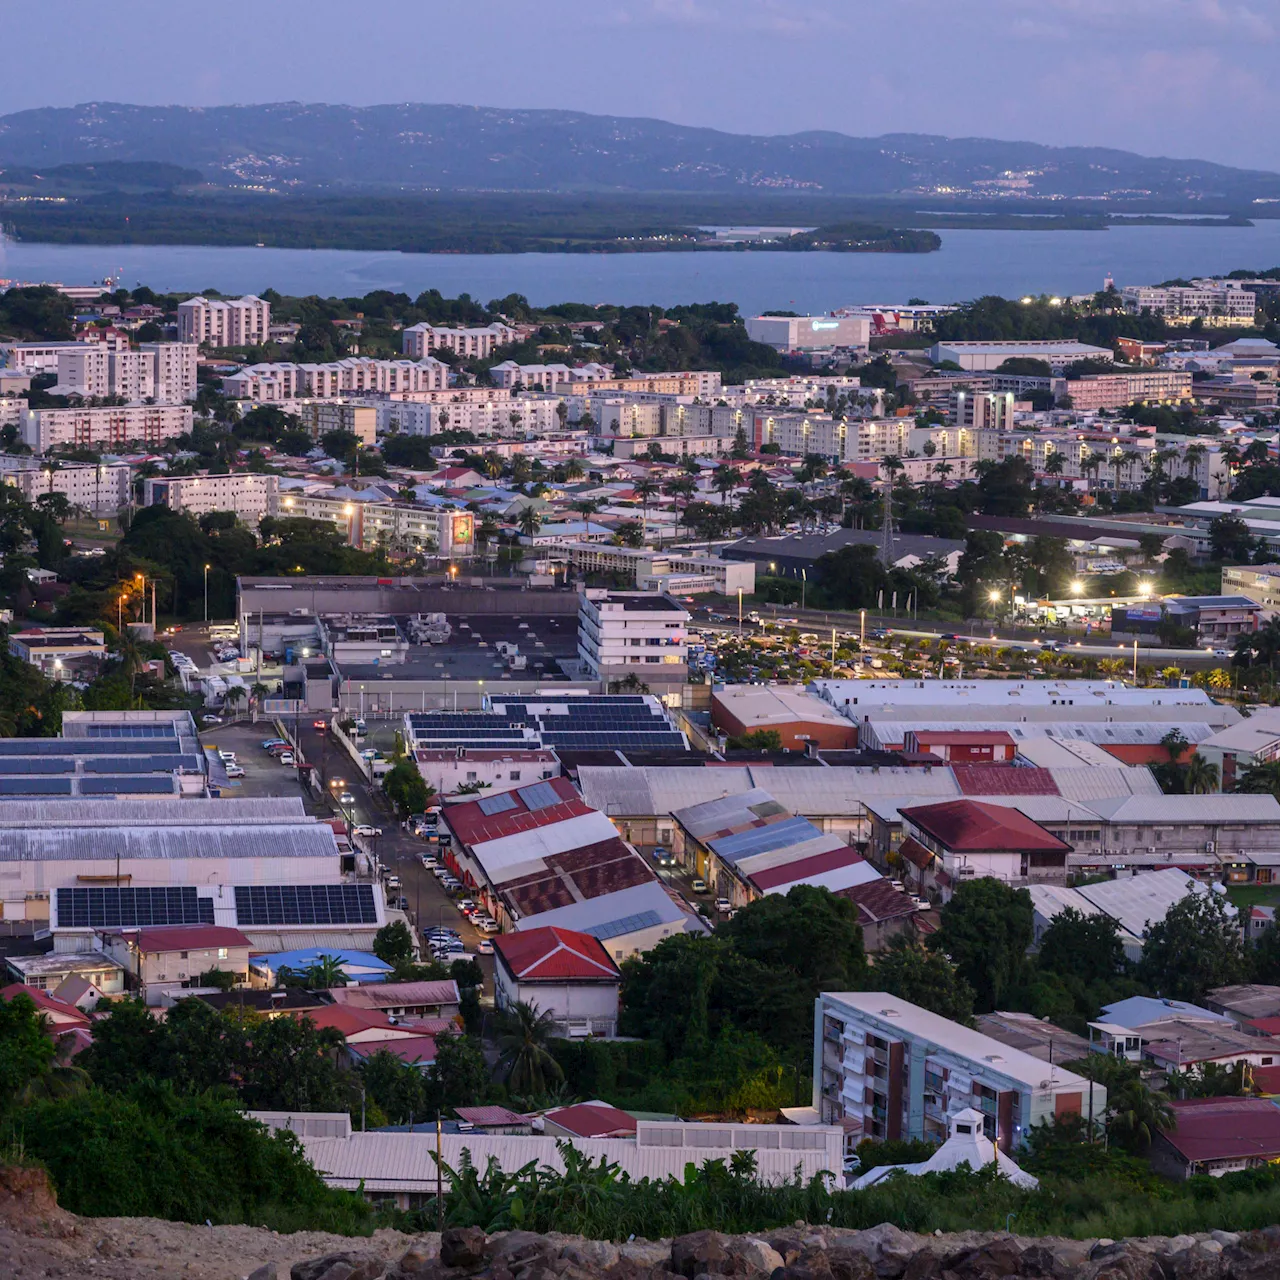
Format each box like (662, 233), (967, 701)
(581, 909), (664, 942)
(0, 777), (73, 794)
(56, 886), (215, 929)
(517, 780), (562, 812)
(80, 777), (177, 794)
(234, 883), (377, 927)
(477, 791), (519, 816)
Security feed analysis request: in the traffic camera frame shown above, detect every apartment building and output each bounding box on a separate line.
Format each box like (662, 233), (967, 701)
(177, 295), (272, 348)
(142, 343), (198, 402)
(597, 401), (664, 438)
(295, 401), (377, 446)
(490, 362), (612, 391)
(1063, 370), (1194, 412)
(813, 993), (1104, 1149)
(401, 322), (515, 360)
(222, 358), (448, 400)
(53, 345), (110, 397)
(143, 473), (280, 526)
(20, 404), (193, 453)
(571, 372), (722, 398)
(577, 590), (689, 692)
(1123, 284), (1256, 325)
(0, 337), (125, 373)
(0, 457), (131, 514)
(277, 491), (475, 558)
(949, 389), (1015, 432)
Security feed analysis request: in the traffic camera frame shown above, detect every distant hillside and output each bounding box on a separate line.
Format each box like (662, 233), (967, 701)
(0, 102), (1277, 201)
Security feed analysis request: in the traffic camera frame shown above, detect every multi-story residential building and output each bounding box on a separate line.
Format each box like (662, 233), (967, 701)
(597, 401), (665, 438)
(490, 362), (612, 391)
(142, 473), (280, 527)
(106, 351), (155, 402)
(277, 491), (475, 559)
(0, 457), (131, 514)
(141, 343), (198, 402)
(571, 372), (722, 398)
(53, 345), (110, 397)
(661, 402), (746, 437)
(0, 337), (125, 373)
(177, 295), (271, 348)
(1123, 284), (1256, 325)
(401, 322), (515, 360)
(746, 315), (871, 354)
(222, 358), (448, 400)
(577, 590), (689, 694)
(928, 340), (1113, 372)
(949, 389), (1014, 432)
(1062, 370), (1194, 412)
(813, 993), (1104, 1148)
(737, 374), (866, 405)
(20, 404), (193, 453)
(544, 543), (755, 595)
(295, 401), (377, 446)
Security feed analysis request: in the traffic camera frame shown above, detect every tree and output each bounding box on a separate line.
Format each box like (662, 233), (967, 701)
(494, 1001), (564, 1096)
(382, 759), (435, 817)
(1138, 890), (1248, 1003)
(373, 920), (416, 967)
(726, 729), (783, 751)
(517, 505), (541, 539)
(1106, 1078), (1175, 1154)
(1236, 761), (1280, 799)
(870, 937), (974, 1024)
(1184, 753), (1220, 795)
(1037, 908), (1126, 989)
(0, 991), (57, 1112)
(1208, 514), (1255, 562)
(930, 880), (1033, 1013)
(423, 1032), (490, 1114)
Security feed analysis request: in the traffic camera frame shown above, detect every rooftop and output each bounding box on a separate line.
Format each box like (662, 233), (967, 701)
(1160, 1098), (1280, 1164)
(1206, 984), (1280, 1022)
(493, 926), (621, 982)
(543, 1101), (638, 1139)
(900, 799), (1070, 854)
(111, 925), (250, 953)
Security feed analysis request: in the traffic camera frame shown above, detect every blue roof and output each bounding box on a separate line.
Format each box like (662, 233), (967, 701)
(1099, 996), (1234, 1029)
(709, 814), (824, 865)
(252, 948), (392, 984)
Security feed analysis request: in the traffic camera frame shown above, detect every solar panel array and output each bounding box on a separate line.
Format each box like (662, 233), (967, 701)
(406, 712), (536, 751)
(56, 886), (215, 928)
(80, 777), (177, 795)
(517, 780), (563, 812)
(581, 909), (664, 942)
(494, 697), (687, 752)
(477, 791), (519, 816)
(0, 739), (181, 756)
(83, 724), (182, 739)
(234, 883), (377, 927)
(0, 777), (71, 795)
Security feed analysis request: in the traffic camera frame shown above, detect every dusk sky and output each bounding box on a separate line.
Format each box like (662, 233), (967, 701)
(4, 0), (1277, 171)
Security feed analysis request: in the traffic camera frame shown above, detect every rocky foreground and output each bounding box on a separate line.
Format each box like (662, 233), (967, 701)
(267, 1223), (1280, 1280)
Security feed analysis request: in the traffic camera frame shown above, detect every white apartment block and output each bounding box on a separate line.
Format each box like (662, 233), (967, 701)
(597, 401), (665, 438)
(490, 362), (612, 391)
(752, 411), (931, 463)
(0, 459), (131, 514)
(107, 351), (155, 402)
(1123, 284), (1256, 325)
(738, 375), (867, 405)
(1062, 370), (1194, 413)
(375, 396), (562, 438)
(277, 491), (475, 558)
(401, 323), (515, 360)
(222, 358), (448, 401)
(295, 401), (378, 446)
(142, 473), (280, 526)
(577, 590), (690, 687)
(178, 295), (271, 348)
(950, 389), (1015, 432)
(53, 345), (110, 397)
(142, 343), (198, 402)
(20, 404), (193, 453)
(814, 993), (1104, 1148)
(1, 337), (125, 373)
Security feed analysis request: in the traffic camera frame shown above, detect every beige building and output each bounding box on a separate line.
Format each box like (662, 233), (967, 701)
(178, 295), (271, 348)
(401, 322), (515, 360)
(142, 342), (198, 402)
(545, 543), (755, 595)
(142, 473), (280, 526)
(20, 404), (193, 453)
(0, 458), (131, 514)
(223, 358), (447, 400)
(101, 925), (251, 1004)
(296, 401), (378, 446)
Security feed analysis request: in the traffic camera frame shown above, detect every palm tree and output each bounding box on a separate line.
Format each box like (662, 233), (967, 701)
(1106, 1080), (1174, 1153)
(250, 682), (269, 721)
(1043, 451), (1064, 478)
(564, 457), (585, 482)
(518, 505), (542, 540)
(303, 954), (348, 989)
(494, 1001), (564, 1095)
(712, 464), (741, 509)
(475, 515), (501, 551)
(1207, 667), (1232, 692)
(224, 685), (247, 718)
(1184, 752), (1220, 794)
(633, 476), (659, 536)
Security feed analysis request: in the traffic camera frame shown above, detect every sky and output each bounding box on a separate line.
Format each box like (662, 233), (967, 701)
(3, 0), (1277, 171)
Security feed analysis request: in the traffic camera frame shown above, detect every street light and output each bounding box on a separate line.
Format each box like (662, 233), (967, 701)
(203, 563), (210, 624)
(1070, 581), (1084, 596)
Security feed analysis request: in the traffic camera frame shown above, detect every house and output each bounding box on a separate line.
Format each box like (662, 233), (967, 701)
(897, 799), (1070, 900)
(838, 879), (921, 951)
(492, 927), (621, 1039)
(454, 1105), (533, 1135)
(1205, 984), (1280, 1027)
(305, 1005), (438, 1069)
(903, 731), (1018, 764)
(1150, 1098), (1280, 1180)
(100, 925), (252, 1005)
(190, 988), (328, 1017)
(329, 980), (462, 1021)
(4, 950), (125, 995)
(1088, 995), (1236, 1060)
(0, 983), (93, 1033)
(976, 1011), (1093, 1065)
(540, 1101), (638, 1140)
(1140, 1021), (1280, 1077)
(851, 1108), (1039, 1190)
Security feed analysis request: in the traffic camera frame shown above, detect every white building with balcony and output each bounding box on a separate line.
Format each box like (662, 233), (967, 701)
(401, 323), (515, 360)
(178, 295), (271, 348)
(577, 590), (689, 694)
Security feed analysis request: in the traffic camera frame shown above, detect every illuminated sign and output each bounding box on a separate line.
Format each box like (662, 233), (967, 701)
(810, 320), (841, 331)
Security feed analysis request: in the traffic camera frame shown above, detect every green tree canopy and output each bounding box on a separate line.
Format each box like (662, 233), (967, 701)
(869, 937), (975, 1024)
(930, 879), (1033, 1013)
(1137, 890), (1248, 1004)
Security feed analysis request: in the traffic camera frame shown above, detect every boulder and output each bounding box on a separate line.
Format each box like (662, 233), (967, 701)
(558, 1240), (620, 1272)
(671, 1230), (730, 1277)
(849, 1224), (919, 1278)
(440, 1227), (488, 1271)
(725, 1238), (785, 1277)
(291, 1254), (387, 1280)
(1163, 1245), (1227, 1280)
(1015, 1240), (1092, 1278)
(940, 1237), (1025, 1279)
(486, 1232), (557, 1270)
(247, 1265), (291, 1280)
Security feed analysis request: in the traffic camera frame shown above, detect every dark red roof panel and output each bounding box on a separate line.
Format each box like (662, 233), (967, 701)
(494, 926), (621, 982)
(749, 845), (865, 891)
(900, 799), (1069, 853)
(951, 765), (1060, 797)
(1161, 1097), (1280, 1163)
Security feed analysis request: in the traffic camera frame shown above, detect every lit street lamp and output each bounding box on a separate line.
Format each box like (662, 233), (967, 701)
(203, 563), (211, 624)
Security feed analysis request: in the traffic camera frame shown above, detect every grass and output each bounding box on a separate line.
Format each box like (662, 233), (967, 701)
(1226, 884), (1280, 909)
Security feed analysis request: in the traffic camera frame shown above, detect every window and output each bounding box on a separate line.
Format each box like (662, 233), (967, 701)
(217, 948), (228, 961)
(510, 771), (521, 781)
(179, 951), (189, 960)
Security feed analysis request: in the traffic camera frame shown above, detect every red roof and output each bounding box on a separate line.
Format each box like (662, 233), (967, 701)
(500, 838), (654, 916)
(494, 926), (620, 982)
(0, 983), (91, 1027)
(455, 1105), (530, 1127)
(443, 777), (591, 847)
(544, 1102), (637, 1138)
(350, 1035), (437, 1065)
(838, 879), (920, 925)
(1248, 1017), (1280, 1036)
(900, 799), (1069, 853)
(302, 1005), (415, 1038)
(951, 765), (1060, 797)
(749, 845), (866, 892)
(913, 731), (1019, 747)
(112, 925), (251, 953)
(1161, 1097), (1280, 1163)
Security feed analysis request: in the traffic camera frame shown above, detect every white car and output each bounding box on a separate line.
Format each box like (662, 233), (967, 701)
(279, 752), (295, 766)
(475, 939), (494, 955)
(338, 791), (354, 804)
(224, 764), (245, 778)
(473, 918), (500, 934)
(353, 825), (383, 838)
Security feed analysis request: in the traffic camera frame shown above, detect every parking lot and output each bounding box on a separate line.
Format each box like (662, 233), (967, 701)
(199, 720), (314, 801)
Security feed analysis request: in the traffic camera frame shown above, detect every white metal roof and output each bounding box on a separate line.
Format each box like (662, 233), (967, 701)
(1075, 868), (1215, 939)
(0, 797), (308, 826)
(1085, 794), (1280, 823)
(814, 678), (1216, 711)
(472, 811), (620, 882)
(0, 823), (340, 861)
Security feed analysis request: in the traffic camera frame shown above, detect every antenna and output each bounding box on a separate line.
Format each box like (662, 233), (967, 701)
(879, 483), (897, 568)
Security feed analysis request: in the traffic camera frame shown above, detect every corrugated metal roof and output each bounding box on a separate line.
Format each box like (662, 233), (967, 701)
(1086, 794), (1280, 821)
(1049, 767), (1162, 801)
(511, 879), (693, 937)
(0, 798), (306, 826)
(1077, 870), (1228, 940)
(0, 823), (339, 861)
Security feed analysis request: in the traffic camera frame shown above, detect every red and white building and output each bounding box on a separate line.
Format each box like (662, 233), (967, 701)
(492, 926), (621, 1039)
(903, 730), (1018, 764)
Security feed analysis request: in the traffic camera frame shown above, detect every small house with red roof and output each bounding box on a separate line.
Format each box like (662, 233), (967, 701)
(540, 1101), (637, 1140)
(492, 926), (621, 1039)
(1151, 1097), (1280, 1180)
(100, 924), (252, 1004)
(898, 799), (1070, 901)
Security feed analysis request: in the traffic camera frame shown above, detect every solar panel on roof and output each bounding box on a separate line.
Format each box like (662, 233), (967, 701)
(56, 886), (215, 929)
(0, 757), (77, 774)
(81, 777), (176, 794)
(517, 780), (562, 812)
(0, 777), (73, 794)
(234, 883), (377, 927)
(581, 909), (664, 941)
(477, 791), (519, 816)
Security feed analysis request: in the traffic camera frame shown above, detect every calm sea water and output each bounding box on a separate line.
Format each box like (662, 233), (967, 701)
(4, 222), (1280, 311)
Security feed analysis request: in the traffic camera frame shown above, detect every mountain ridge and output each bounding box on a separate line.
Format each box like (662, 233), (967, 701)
(2, 101), (1278, 201)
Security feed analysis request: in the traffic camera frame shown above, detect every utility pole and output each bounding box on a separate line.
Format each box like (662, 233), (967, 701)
(879, 484), (896, 568)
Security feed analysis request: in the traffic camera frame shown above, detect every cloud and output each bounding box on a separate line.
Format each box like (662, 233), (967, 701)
(609, 0), (838, 35)
(983, 0), (1273, 41)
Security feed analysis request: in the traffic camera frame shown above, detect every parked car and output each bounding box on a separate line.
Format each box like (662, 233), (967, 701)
(473, 918), (500, 934)
(690, 878), (708, 894)
(395, 896), (410, 912)
(421, 854), (439, 869)
(278, 752), (295, 766)
(715, 897), (733, 913)
(353, 825), (383, 838)
(225, 764), (245, 779)
(385, 875), (401, 891)
(261, 739), (287, 750)
(218, 750), (236, 763)
(476, 939), (494, 955)
(201, 715), (222, 725)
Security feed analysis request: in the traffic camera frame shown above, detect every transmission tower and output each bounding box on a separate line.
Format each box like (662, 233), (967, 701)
(879, 484), (897, 567)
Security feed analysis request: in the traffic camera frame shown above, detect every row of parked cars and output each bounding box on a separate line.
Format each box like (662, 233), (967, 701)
(260, 737), (297, 768)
